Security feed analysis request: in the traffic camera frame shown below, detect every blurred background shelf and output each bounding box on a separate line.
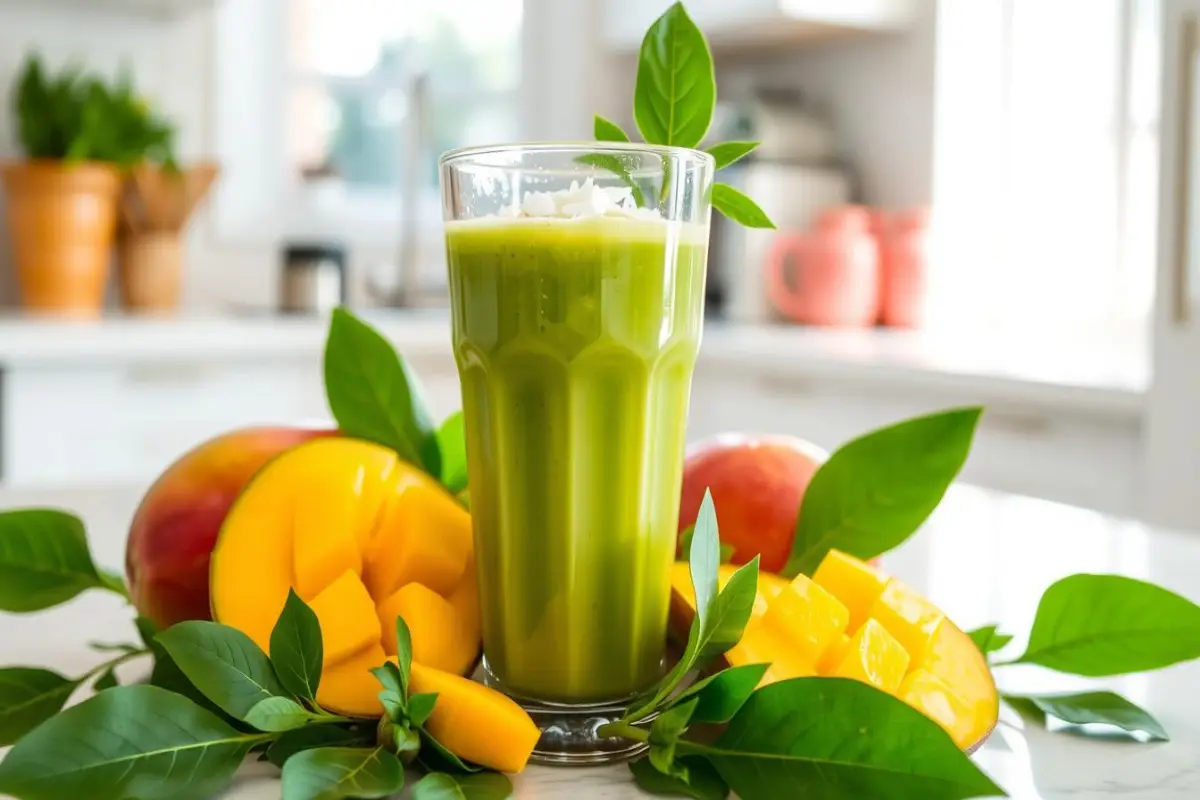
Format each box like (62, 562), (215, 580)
(0, 0), (212, 18)
(603, 0), (923, 52)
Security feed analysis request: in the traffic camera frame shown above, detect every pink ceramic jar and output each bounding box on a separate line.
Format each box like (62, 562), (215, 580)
(879, 207), (930, 328)
(766, 205), (881, 327)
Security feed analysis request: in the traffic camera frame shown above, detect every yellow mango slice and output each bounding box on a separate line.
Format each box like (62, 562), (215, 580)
(817, 633), (851, 674)
(292, 488), (362, 600)
(868, 579), (944, 664)
(723, 619), (814, 686)
(363, 484), (473, 600)
(449, 556), (482, 649)
(900, 669), (975, 749)
(316, 643), (388, 717)
(829, 618), (910, 693)
(762, 574), (850, 663)
(410, 661), (541, 773)
(813, 549), (889, 632)
(309, 569), (381, 666)
(350, 449), (400, 549)
(210, 438), (484, 689)
(379, 583), (479, 676)
(921, 617), (999, 746)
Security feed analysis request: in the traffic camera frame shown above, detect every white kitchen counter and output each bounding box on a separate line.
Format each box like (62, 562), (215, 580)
(0, 311), (1148, 419)
(0, 482), (1197, 799)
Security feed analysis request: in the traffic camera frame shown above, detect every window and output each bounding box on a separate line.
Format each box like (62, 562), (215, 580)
(929, 0), (1161, 339)
(213, 0), (524, 245)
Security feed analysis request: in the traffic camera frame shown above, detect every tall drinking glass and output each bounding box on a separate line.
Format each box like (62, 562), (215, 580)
(440, 144), (714, 764)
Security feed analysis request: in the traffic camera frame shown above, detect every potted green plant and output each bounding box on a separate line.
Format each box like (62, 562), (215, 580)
(2, 53), (178, 316)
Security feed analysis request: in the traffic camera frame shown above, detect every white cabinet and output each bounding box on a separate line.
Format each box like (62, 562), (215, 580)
(691, 359), (1141, 518)
(1144, 0), (1200, 530)
(603, 0), (923, 52)
(0, 348), (462, 488)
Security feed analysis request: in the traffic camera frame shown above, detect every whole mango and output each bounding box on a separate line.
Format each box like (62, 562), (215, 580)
(125, 425), (332, 629)
(679, 433), (827, 573)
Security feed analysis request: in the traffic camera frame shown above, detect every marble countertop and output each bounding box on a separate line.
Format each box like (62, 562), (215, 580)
(0, 482), (1196, 799)
(0, 311), (1148, 418)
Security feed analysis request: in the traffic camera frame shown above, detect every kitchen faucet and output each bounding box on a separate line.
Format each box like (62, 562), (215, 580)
(367, 70), (431, 309)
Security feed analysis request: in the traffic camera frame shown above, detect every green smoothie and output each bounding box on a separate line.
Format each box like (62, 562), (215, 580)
(445, 214), (708, 704)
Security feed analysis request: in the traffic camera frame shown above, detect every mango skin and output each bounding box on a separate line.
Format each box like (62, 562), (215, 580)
(125, 425), (333, 629)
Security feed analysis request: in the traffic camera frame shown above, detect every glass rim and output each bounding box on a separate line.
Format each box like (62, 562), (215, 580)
(438, 140), (715, 168)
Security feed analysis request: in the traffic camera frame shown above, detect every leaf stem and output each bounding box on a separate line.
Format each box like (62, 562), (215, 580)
(596, 720), (650, 743)
(80, 647), (150, 684)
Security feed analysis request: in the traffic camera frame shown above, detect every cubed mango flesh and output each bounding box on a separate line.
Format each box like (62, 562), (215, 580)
(379, 582), (479, 676)
(209, 437), (487, 714)
(666, 549), (1000, 751)
(761, 574), (850, 663)
(900, 669), (975, 748)
(292, 506), (362, 601)
(817, 632), (851, 674)
(813, 548), (888, 632)
(868, 578), (945, 664)
(308, 569), (381, 666)
(829, 618), (910, 693)
(316, 643), (388, 717)
(363, 484), (473, 600)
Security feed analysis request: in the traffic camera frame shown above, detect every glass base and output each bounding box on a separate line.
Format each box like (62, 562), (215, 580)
(481, 659), (652, 766)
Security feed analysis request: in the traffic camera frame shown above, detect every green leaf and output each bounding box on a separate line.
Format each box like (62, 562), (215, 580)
(594, 114), (630, 143)
(244, 695), (319, 732)
(270, 588), (323, 703)
(1009, 574), (1200, 676)
(146, 642), (246, 730)
(574, 152), (648, 208)
(1002, 691), (1168, 742)
(649, 698), (698, 779)
(419, 730), (482, 774)
(630, 756), (729, 800)
(281, 746), (405, 800)
(634, 2), (716, 148)
(696, 678), (1005, 799)
(631, 557), (760, 721)
(156, 620), (287, 721)
(266, 725), (372, 768)
(0, 667), (78, 745)
(633, 556), (753, 724)
(718, 543), (735, 564)
(785, 408), (982, 577)
(671, 663), (769, 725)
(690, 490), (720, 632)
(967, 625), (1013, 657)
(0, 509), (122, 611)
(437, 411), (470, 494)
(391, 723), (422, 761)
(395, 616), (414, 696)
(0, 685), (262, 800)
(93, 666), (119, 691)
(409, 691), (439, 728)
(324, 307), (441, 477)
(706, 141), (759, 170)
(412, 771), (514, 800)
(711, 183), (775, 229)
(134, 615), (159, 648)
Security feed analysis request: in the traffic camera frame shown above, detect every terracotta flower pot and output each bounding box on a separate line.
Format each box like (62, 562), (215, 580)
(117, 229), (184, 313)
(2, 160), (122, 316)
